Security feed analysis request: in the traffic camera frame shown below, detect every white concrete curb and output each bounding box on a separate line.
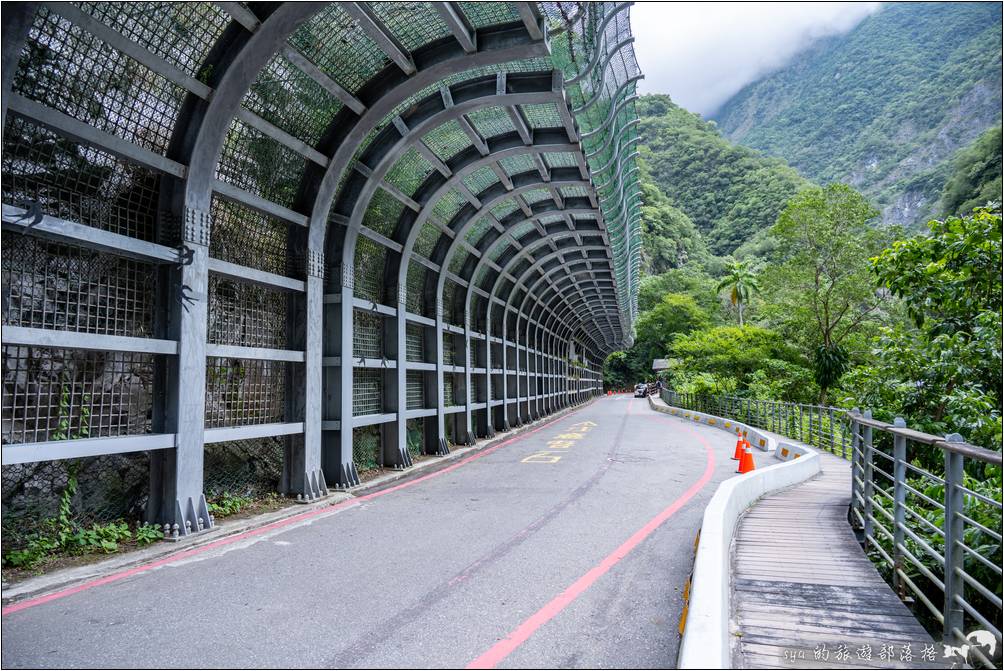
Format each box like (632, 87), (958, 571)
(646, 396), (821, 668)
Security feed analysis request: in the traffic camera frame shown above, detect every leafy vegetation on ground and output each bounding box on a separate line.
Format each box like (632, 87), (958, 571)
(713, 2), (1003, 225)
(2, 462), (163, 570)
(207, 492), (255, 518)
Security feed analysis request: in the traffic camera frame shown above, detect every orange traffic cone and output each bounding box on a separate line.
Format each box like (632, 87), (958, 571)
(737, 442), (755, 474)
(731, 431), (744, 460)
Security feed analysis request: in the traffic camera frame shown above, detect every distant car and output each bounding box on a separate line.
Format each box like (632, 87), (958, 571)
(634, 383), (648, 398)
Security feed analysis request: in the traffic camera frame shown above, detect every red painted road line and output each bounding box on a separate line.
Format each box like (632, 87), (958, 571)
(465, 421), (717, 670)
(2, 402), (595, 617)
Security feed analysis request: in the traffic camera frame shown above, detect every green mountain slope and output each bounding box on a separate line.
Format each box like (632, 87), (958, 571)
(713, 2), (1003, 226)
(637, 95), (808, 255)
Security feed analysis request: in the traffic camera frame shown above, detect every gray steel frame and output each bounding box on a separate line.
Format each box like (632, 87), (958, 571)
(1, 2), (631, 535)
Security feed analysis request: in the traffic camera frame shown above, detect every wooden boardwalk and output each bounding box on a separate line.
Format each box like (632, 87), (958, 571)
(730, 448), (946, 669)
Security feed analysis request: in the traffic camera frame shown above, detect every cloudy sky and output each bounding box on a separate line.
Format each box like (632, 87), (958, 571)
(631, 2), (881, 116)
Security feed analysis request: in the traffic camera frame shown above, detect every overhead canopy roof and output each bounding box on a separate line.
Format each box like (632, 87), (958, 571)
(3, 1), (642, 355)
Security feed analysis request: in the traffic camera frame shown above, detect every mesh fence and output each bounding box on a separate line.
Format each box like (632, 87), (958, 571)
(0, 2), (632, 545)
(203, 437), (284, 499)
(1, 452), (150, 552)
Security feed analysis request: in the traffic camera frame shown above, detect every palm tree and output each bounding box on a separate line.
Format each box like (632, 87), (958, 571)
(716, 258), (761, 327)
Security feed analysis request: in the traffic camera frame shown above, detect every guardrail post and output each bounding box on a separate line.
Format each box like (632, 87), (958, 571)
(829, 407), (836, 455)
(892, 417), (907, 599)
(861, 410), (874, 550)
(942, 433), (966, 644)
(798, 403), (804, 442)
(849, 409), (861, 526)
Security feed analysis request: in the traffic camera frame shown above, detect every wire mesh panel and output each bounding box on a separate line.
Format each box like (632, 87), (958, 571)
(216, 120), (305, 209)
(353, 311), (383, 359)
(204, 358), (289, 428)
(244, 53), (342, 146)
(203, 437), (284, 499)
(2, 236), (156, 337)
(2, 115), (161, 242)
(444, 376), (456, 407)
(413, 223), (442, 258)
(208, 276), (291, 349)
(405, 263), (430, 317)
(405, 323), (425, 362)
(2, 345), (155, 445)
(386, 147), (435, 198)
(14, 5), (186, 154)
(77, 2), (229, 78)
(443, 336), (457, 365)
(406, 371), (426, 410)
(210, 196), (294, 277)
(368, 2), (450, 51)
(354, 237), (388, 304)
(458, 2), (520, 27)
(352, 370), (382, 416)
(405, 418), (423, 458)
(352, 425), (381, 472)
(1, 452), (150, 551)
(288, 4), (390, 96)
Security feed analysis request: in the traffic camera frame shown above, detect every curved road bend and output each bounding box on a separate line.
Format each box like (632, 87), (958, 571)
(2, 395), (742, 669)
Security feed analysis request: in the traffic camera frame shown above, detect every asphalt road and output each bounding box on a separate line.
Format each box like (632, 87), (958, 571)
(2, 395), (747, 669)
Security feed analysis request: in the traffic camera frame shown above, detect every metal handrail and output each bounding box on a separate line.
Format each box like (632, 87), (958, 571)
(660, 389), (1003, 660)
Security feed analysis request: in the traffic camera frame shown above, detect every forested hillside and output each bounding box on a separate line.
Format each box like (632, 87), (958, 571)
(713, 2), (1003, 226)
(637, 95), (807, 254)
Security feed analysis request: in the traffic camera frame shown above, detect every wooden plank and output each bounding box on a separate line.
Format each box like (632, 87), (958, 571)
(730, 450), (941, 669)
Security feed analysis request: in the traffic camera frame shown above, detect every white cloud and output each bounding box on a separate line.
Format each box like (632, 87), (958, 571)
(631, 2), (880, 115)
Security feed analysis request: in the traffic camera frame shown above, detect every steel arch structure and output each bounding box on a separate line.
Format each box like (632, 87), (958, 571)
(0, 1), (643, 538)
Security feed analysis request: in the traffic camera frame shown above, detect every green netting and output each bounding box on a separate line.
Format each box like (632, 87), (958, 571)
(520, 102), (563, 128)
(509, 221), (537, 241)
(490, 199), (519, 220)
(463, 166), (501, 195)
(432, 188), (468, 223)
(369, 2), (450, 51)
(244, 53), (342, 145)
(385, 147), (435, 197)
(289, 4), (390, 95)
(543, 151), (579, 168)
(540, 1), (643, 330)
(363, 188), (405, 238)
(459, 2), (520, 27)
(421, 120), (471, 162)
(464, 217), (494, 246)
(413, 222), (441, 258)
(354, 237), (387, 303)
(560, 185), (589, 199)
(522, 188), (551, 205)
(466, 106), (517, 139)
(498, 153), (537, 177)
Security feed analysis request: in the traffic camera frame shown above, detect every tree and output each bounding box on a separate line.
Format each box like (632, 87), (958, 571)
(634, 293), (710, 355)
(763, 184), (890, 403)
(637, 267), (722, 315)
(843, 206), (1003, 449)
(668, 325), (814, 401)
(715, 258), (761, 327)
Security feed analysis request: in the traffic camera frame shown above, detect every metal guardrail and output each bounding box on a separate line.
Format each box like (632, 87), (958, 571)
(661, 390), (1003, 663)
